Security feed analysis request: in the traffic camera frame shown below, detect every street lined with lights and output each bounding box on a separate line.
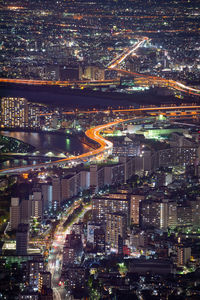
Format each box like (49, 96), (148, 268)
(0, 37), (199, 96)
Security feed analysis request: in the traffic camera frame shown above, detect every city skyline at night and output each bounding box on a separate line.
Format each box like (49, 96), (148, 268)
(0, 1), (200, 300)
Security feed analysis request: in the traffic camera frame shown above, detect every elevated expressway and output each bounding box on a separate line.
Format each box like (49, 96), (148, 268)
(59, 105), (200, 116)
(0, 38), (200, 96)
(1, 105), (200, 175)
(0, 119), (125, 175)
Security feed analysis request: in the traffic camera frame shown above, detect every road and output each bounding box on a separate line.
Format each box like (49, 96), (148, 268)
(48, 105), (200, 116)
(0, 37), (199, 96)
(47, 202), (91, 300)
(107, 38), (147, 69)
(113, 68), (200, 97)
(1, 105), (200, 175)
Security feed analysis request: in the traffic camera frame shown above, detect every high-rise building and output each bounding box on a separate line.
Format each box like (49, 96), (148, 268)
(90, 164), (105, 191)
(177, 246), (191, 266)
(16, 223), (29, 255)
(52, 177), (62, 210)
(157, 147), (198, 167)
(140, 200), (161, 229)
(41, 184), (52, 212)
(64, 266), (86, 291)
(130, 195), (144, 225)
(113, 139), (140, 157)
(63, 246), (75, 267)
(140, 199), (169, 230)
(30, 190), (43, 219)
(63, 233), (82, 267)
(10, 197), (20, 230)
(160, 200), (169, 230)
(190, 198), (200, 226)
(79, 65), (105, 81)
(168, 201), (177, 228)
(71, 222), (84, 235)
(1, 97), (28, 128)
(28, 103), (40, 128)
(20, 198), (31, 224)
(105, 212), (127, 253)
(177, 206), (191, 226)
(119, 157), (135, 182)
(133, 150), (153, 175)
(94, 228), (105, 253)
(87, 222), (101, 244)
(61, 174), (77, 201)
(27, 256), (44, 289)
(92, 195), (130, 225)
(104, 163), (125, 186)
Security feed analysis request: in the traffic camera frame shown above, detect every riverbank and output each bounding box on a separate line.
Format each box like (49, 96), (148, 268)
(0, 130), (86, 156)
(0, 83), (187, 109)
(0, 134), (35, 153)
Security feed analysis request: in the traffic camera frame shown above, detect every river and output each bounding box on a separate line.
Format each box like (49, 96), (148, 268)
(0, 131), (88, 169)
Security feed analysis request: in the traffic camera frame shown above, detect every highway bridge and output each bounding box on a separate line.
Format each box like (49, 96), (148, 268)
(1, 105), (200, 175)
(42, 105), (200, 117)
(0, 37), (199, 96)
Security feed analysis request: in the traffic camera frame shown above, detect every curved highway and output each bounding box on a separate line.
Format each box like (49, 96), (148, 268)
(113, 68), (200, 97)
(0, 119), (124, 175)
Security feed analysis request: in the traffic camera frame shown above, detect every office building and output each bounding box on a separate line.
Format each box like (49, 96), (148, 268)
(63, 246), (75, 267)
(20, 198), (31, 224)
(10, 197), (20, 230)
(16, 223), (29, 256)
(41, 184), (52, 212)
(64, 267), (86, 290)
(52, 177), (62, 210)
(71, 222), (84, 235)
(59, 64), (80, 81)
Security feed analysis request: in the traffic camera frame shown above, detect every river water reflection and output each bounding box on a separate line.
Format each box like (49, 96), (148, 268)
(0, 131), (87, 169)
